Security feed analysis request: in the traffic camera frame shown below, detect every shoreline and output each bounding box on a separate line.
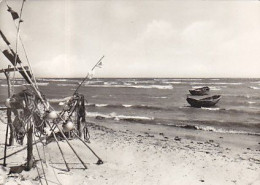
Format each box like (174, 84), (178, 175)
(0, 111), (260, 185)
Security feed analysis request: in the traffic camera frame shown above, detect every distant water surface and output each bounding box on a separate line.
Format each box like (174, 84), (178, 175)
(0, 78), (260, 136)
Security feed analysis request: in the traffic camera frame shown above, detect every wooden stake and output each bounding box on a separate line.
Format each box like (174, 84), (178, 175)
(3, 120), (9, 167)
(26, 122), (33, 171)
(53, 121), (88, 169)
(73, 131), (103, 164)
(3, 65), (13, 166)
(52, 132), (70, 171)
(5, 66), (14, 146)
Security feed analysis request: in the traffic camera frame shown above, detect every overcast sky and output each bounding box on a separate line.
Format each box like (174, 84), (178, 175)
(0, 0), (260, 78)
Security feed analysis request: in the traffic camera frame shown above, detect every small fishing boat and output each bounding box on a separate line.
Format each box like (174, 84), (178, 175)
(186, 95), (221, 108)
(189, 86), (210, 96)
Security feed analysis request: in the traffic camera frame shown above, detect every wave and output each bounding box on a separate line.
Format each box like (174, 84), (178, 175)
(191, 86), (225, 91)
(224, 94), (252, 99)
(221, 107), (260, 115)
(250, 81), (260, 84)
(201, 107), (220, 111)
(1, 82), (48, 87)
(150, 96), (168, 99)
(123, 80), (155, 84)
(163, 81), (182, 84)
(94, 104), (108, 107)
(39, 78), (79, 82)
(249, 86), (260, 90)
(86, 103), (165, 110)
(158, 121), (260, 136)
(194, 125), (260, 136)
(190, 82), (242, 86)
(83, 84), (173, 90)
(84, 102), (260, 116)
(1, 84), (24, 87)
(86, 111), (260, 136)
(37, 82), (49, 86)
(48, 96), (72, 103)
(57, 84), (77, 87)
(86, 112), (154, 122)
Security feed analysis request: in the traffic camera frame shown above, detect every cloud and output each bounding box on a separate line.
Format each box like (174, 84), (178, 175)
(34, 54), (83, 78)
(2, 0), (260, 78)
(142, 20), (176, 40)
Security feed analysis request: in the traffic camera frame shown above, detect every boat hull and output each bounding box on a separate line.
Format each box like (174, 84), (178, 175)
(186, 95), (221, 108)
(189, 86), (210, 96)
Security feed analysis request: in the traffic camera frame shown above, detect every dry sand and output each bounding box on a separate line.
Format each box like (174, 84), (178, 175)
(0, 110), (259, 185)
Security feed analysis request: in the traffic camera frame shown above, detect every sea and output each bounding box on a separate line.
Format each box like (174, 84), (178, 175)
(0, 78), (260, 136)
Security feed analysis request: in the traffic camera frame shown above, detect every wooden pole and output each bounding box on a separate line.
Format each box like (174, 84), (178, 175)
(3, 65), (14, 166)
(53, 121), (88, 169)
(73, 131), (103, 164)
(76, 101), (83, 139)
(45, 121), (87, 169)
(3, 118), (9, 167)
(52, 132), (70, 171)
(5, 66), (14, 146)
(26, 122), (33, 171)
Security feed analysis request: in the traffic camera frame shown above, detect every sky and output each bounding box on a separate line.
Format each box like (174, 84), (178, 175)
(0, 0), (260, 78)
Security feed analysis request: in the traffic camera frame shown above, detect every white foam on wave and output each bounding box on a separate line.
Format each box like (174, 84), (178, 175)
(57, 84), (77, 87)
(123, 104), (132, 108)
(116, 114), (154, 120)
(124, 80), (154, 84)
(163, 81), (182, 84)
(191, 86), (225, 91)
(86, 112), (154, 121)
(37, 82), (49, 86)
(40, 78), (79, 82)
(104, 82), (118, 85)
(201, 107), (220, 111)
(195, 125), (260, 135)
(1, 82), (48, 87)
(249, 86), (260, 90)
(174, 78), (202, 81)
(150, 96), (168, 99)
(88, 80), (105, 84)
(87, 112), (111, 119)
(190, 82), (242, 85)
(133, 85), (173, 89)
(209, 86), (223, 91)
(83, 84), (173, 90)
(95, 104), (108, 107)
(48, 96), (72, 103)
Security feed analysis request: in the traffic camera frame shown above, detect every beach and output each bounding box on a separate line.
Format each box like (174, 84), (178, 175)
(0, 78), (260, 185)
(1, 0), (260, 183)
(0, 110), (259, 185)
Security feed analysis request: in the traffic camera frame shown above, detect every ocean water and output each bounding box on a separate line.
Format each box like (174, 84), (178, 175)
(0, 78), (260, 136)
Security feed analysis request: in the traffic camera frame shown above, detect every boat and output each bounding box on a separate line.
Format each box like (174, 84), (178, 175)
(189, 86), (210, 96)
(186, 95), (221, 108)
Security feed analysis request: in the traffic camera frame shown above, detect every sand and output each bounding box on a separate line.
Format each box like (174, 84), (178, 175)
(0, 110), (259, 185)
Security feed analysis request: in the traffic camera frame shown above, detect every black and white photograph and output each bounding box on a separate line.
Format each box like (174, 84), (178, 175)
(0, 0), (260, 184)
